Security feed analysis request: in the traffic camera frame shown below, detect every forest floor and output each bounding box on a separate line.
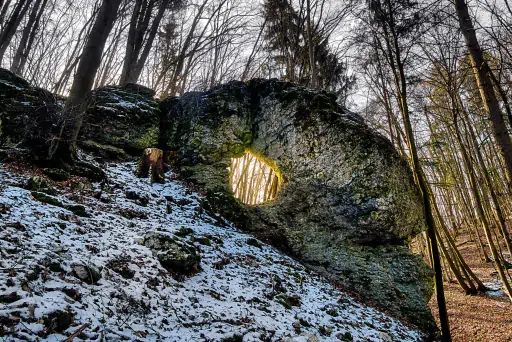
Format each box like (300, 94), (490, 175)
(429, 234), (512, 342)
(0, 155), (424, 341)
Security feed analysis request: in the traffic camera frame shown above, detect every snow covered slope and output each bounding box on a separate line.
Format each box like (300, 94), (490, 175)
(0, 159), (424, 341)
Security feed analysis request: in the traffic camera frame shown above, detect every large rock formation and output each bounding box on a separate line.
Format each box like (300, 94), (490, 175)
(79, 84), (160, 157)
(0, 69), (159, 159)
(0, 69), (436, 335)
(0, 69), (62, 151)
(161, 79), (436, 333)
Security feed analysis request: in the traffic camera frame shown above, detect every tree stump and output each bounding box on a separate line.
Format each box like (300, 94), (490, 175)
(136, 148), (165, 184)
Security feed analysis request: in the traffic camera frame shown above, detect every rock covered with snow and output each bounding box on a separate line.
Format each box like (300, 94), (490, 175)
(0, 159), (425, 341)
(79, 84), (160, 157)
(0, 70), (159, 160)
(0, 68), (62, 150)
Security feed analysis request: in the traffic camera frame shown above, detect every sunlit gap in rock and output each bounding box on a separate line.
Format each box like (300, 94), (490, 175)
(228, 152), (281, 205)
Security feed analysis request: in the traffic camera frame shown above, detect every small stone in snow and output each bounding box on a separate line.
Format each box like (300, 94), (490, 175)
(0, 291), (21, 304)
(144, 233), (201, 275)
(72, 264), (102, 284)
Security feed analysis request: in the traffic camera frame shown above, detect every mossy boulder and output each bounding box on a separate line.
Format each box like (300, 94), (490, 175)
(143, 232), (201, 275)
(72, 264), (102, 284)
(160, 79), (435, 334)
(80, 84), (160, 156)
(26, 176), (56, 195)
(0, 68), (62, 152)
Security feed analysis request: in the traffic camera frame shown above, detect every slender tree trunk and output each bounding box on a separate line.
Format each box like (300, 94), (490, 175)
(0, 0), (11, 27)
(453, 105), (512, 301)
(51, 0), (123, 162)
(305, 0), (317, 88)
(0, 0), (30, 61)
(130, 0), (170, 85)
(459, 99), (512, 257)
(379, 0), (450, 336)
(455, 0), (512, 186)
(10, 0), (48, 75)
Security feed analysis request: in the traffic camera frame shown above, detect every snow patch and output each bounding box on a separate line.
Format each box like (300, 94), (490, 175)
(0, 161), (423, 341)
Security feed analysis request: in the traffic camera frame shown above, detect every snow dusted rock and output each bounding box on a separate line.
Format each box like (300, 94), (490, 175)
(0, 159), (425, 341)
(160, 79), (435, 334)
(143, 232), (201, 275)
(0, 69), (61, 150)
(80, 84), (160, 156)
(72, 265), (102, 284)
(284, 334), (320, 342)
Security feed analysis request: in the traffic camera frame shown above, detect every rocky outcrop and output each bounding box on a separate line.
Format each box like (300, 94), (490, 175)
(0, 69), (159, 158)
(80, 84), (160, 156)
(0, 69), (435, 335)
(160, 79), (436, 333)
(0, 69), (61, 151)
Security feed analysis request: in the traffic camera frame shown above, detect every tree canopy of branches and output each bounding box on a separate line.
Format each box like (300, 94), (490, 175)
(262, 0), (354, 100)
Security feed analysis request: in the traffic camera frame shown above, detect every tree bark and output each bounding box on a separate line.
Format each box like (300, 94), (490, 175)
(50, 0), (123, 162)
(136, 148), (165, 183)
(454, 0), (512, 187)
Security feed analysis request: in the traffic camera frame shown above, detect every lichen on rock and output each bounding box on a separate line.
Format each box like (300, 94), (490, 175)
(80, 84), (160, 156)
(160, 78), (436, 334)
(143, 232), (201, 275)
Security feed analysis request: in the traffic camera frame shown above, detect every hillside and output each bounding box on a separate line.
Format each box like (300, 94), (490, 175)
(0, 154), (424, 341)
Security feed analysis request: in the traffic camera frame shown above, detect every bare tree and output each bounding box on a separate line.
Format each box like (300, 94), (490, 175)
(10, 0), (48, 74)
(50, 0), (123, 162)
(119, 0), (182, 85)
(0, 0), (30, 61)
(454, 0), (512, 186)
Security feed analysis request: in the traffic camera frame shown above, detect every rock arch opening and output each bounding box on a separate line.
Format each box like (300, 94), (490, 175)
(228, 151), (281, 205)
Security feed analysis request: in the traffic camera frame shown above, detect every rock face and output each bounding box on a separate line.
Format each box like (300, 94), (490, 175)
(0, 69), (159, 158)
(80, 84), (160, 156)
(161, 79), (436, 333)
(0, 69), (61, 151)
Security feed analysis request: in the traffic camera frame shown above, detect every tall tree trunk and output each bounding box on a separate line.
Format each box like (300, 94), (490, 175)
(0, 0), (30, 61)
(0, 0), (11, 27)
(120, 0), (169, 86)
(130, 0), (169, 85)
(455, 0), (512, 187)
(453, 106), (512, 301)
(10, 0), (48, 75)
(305, 0), (317, 88)
(379, 0), (450, 336)
(50, 0), (123, 162)
(52, 6), (98, 94)
(119, 0), (144, 85)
